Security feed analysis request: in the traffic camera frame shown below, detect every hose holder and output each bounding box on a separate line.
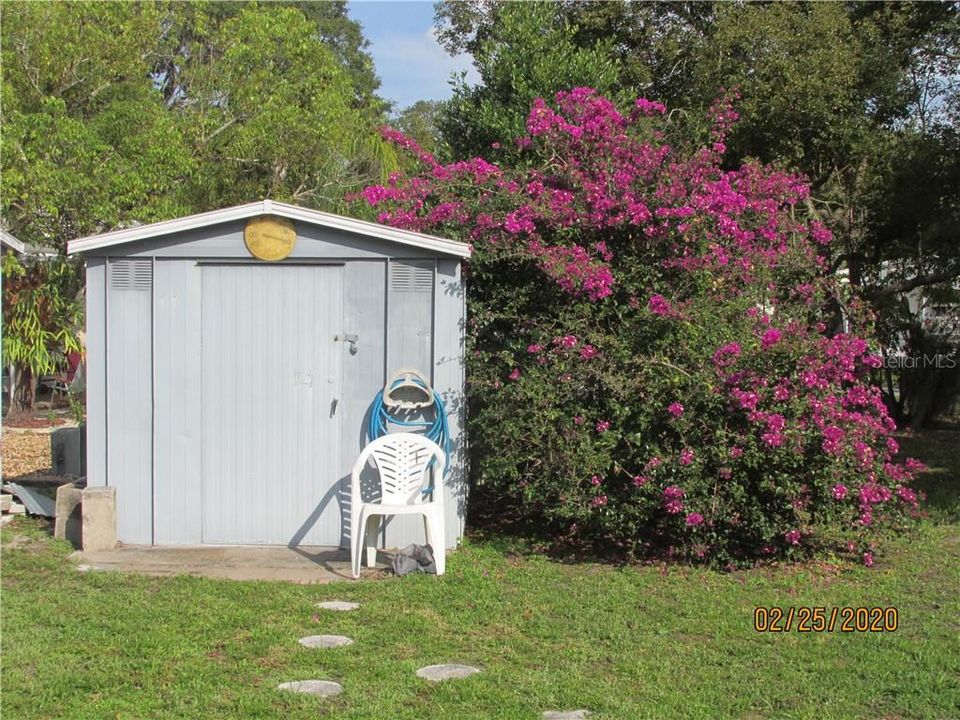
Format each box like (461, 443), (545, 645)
(382, 368), (434, 410)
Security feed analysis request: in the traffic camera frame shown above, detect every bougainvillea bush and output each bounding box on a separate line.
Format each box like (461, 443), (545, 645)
(357, 89), (925, 567)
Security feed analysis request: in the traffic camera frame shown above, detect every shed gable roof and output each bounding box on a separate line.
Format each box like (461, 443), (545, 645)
(67, 200), (471, 258)
(0, 226), (25, 254)
(1, 225), (57, 257)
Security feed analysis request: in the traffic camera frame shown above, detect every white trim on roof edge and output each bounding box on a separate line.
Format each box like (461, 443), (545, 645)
(1, 227), (27, 254)
(67, 199), (472, 258)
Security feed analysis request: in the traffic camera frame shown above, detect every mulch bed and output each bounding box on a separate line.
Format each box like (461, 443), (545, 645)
(1, 430), (53, 478)
(4, 416), (69, 429)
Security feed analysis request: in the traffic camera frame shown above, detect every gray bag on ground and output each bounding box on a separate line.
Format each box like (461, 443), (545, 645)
(392, 543), (437, 575)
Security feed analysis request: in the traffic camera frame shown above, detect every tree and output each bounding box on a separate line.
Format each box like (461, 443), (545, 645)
(2, 254), (83, 419)
(1, 1), (194, 243)
(433, 0), (960, 424)
(437, 1), (623, 159)
(175, 5), (397, 210)
(393, 100), (448, 162)
(1, 1), (394, 415)
(358, 90), (925, 566)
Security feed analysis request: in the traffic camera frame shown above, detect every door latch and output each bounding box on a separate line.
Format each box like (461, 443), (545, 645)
(335, 333), (359, 355)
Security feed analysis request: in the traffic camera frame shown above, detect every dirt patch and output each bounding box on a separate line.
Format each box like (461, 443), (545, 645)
(1, 430), (53, 478)
(4, 416), (70, 429)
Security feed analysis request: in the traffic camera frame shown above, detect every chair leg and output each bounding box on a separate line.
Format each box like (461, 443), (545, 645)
(351, 508), (366, 579)
(422, 514), (433, 547)
(364, 514), (380, 568)
(427, 508), (445, 576)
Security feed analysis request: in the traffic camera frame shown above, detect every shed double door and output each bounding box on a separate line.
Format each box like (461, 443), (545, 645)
(200, 264), (342, 545)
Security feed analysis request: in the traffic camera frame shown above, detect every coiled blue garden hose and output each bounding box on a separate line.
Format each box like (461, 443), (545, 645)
(367, 375), (451, 485)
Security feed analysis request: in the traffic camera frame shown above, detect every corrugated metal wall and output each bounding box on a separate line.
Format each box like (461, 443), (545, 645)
(105, 258), (154, 543)
(85, 223), (467, 549)
(200, 264), (342, 545)
(153, 259), (202, 544)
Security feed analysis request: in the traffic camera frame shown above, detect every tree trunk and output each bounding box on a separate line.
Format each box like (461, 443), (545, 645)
(6, 364), (36, 421)
(908, 367), (939, 431)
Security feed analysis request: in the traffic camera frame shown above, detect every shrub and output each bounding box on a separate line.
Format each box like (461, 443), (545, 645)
(356, 89), (924, 566)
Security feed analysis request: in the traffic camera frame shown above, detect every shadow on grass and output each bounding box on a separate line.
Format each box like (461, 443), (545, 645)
(464, 484), (611, 563)
(466, 428), (960, 565)
(896, 427), (960, 524)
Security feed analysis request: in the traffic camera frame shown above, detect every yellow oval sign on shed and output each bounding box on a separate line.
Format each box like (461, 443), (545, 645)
(244, 216), (297, 261)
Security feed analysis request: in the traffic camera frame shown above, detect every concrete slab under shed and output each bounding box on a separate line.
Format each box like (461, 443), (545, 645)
(70, 545), (383, 583)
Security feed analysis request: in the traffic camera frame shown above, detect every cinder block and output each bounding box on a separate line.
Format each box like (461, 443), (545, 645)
(0, 494), (11, 513)
(81, 487), (117, 552)
(55, 483), (83, 547)
(51, 425), (86, 476)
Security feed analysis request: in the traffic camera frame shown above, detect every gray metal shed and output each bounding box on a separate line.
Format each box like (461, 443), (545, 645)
(68, 200), (470, 550)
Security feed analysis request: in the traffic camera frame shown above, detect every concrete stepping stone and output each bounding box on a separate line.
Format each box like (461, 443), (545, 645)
(298, 634), (354, 649)
(315, 600), (359, 611)
(415, 663), (482, 682)
(277, 680), (343, 697)
(543, 711), (592, 719)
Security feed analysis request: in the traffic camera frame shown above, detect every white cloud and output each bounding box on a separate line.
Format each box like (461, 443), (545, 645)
(369, 27), (479, 109)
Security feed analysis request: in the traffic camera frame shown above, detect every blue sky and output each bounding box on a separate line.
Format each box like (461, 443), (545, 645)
(347, 1), (479, 111)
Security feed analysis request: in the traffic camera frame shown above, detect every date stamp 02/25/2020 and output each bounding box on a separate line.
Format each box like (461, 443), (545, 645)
(754, 607), (899, 633)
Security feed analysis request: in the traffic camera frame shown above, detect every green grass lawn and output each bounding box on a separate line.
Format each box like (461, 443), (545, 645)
(3, 432), (959, 719)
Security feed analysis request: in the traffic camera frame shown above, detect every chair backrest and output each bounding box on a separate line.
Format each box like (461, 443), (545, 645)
(353, 433), (446, 505)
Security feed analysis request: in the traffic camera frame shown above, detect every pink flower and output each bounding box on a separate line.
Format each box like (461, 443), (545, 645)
(595, 420), (611, 433)
(592, 495), (608, 507)
(679, 448), (695, 466)
(648, 294), (672, 316)
(590, 475), (602, 486)
(632, 475), (648, 487)
(761, 432), (784, 448)
(832, 484), (848, 500)
(886, 437), (899, 455)
(729, 446), (744, 459)
(645, 456), (662, 471)
(896, 486), (917, 504)
(635, 97), (667, 116)
(730, 389), (759, 411)
(556, 335), (578, 349)
(508, 368), (521, 381)
(766, 414), (786, 432)
(685, 512), (704, 527)
(573, 415), (584, 426)
(761, 328), (782, 349)
(822, 426), (845, 455)
(905, 457), (927, 473)
(527, 344), (543, 353)
(863, 552), (874, 568)
(784, 529), (801, 545)
(667, 402), (684, 418)
(579, 344), (599, 359)
(712, 341), (742, 368)
(663, 485), (685, 514)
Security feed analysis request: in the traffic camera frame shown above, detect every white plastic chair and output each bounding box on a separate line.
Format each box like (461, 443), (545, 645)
(350, 432), (447, 578)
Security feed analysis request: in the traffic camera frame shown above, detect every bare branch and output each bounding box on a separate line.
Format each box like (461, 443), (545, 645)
(870, 270), (959, 300)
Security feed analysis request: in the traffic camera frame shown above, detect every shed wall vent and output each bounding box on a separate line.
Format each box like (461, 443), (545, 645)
(389, 261), (433, 293)
(110, 259), (152, 291)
